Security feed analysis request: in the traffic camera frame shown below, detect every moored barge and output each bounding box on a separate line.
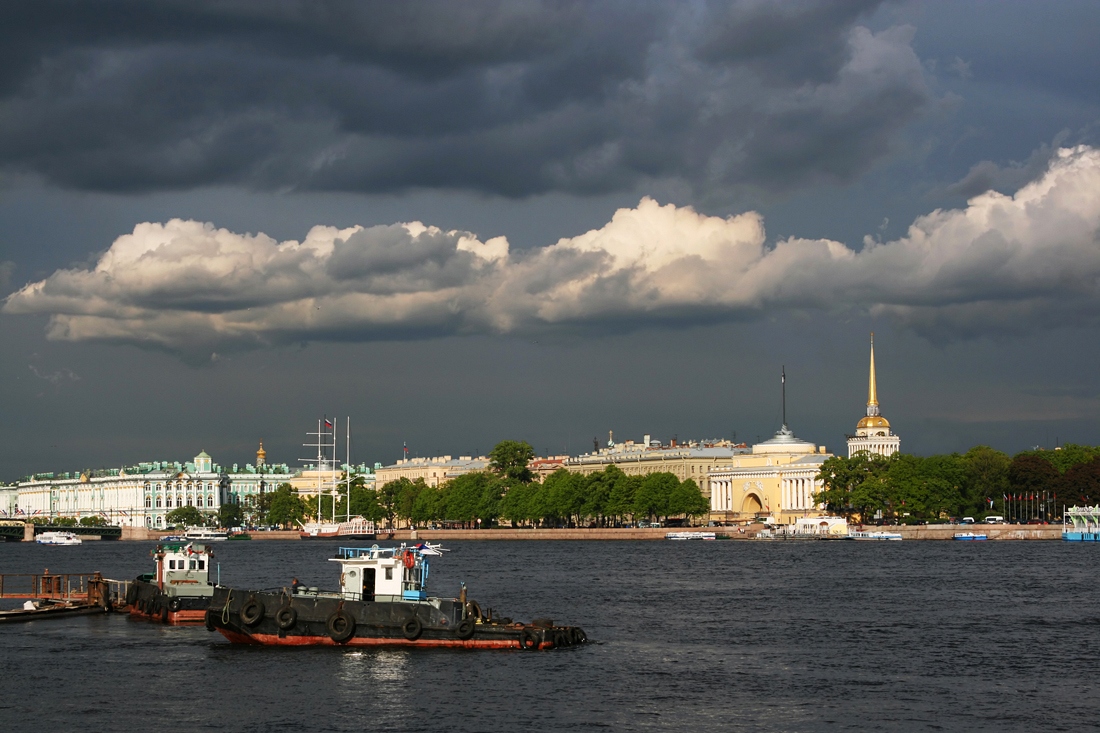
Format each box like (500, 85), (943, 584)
(128, 542), (217, 624)
(205, 543), (587, 650)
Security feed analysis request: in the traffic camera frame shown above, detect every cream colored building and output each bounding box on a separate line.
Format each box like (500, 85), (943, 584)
(708, 425), (831, 525)
(847, 333), (901, 458)
(375, 456), (489, 488)
(562, 436), (752, 501)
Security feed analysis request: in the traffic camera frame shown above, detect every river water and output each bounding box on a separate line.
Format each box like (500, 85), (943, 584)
(1, 539), (1097, 732)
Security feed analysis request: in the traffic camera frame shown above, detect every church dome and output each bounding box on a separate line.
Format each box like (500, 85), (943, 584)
(857, 415), (890, 429)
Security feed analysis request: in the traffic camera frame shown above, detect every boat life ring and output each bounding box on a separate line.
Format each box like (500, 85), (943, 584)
(276, 605), (298, 631)
(402, 551), (416, 569)
(402, 615), (423, 641)
(168, 597), (182, 613)
(455, 617), (476, 641)
(240, 596), (265, 627)
(519, 628), (540, 650)
(326, 609), (355, 643)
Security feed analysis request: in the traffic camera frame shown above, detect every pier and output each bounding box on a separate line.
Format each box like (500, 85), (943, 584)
(0, 571), (130, 623)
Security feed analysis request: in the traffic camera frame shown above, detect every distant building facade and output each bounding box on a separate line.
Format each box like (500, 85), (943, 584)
(12, 444), (296, 528)
(847, 333), (901, 458)
(562, 434), (752, 501)
(375, 456), (489, 488)
(708, 425), (831, 525)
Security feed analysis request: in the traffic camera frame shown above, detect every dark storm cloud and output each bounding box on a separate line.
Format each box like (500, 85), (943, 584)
(7, 146), (1100, 358)
(0, 0), (929, 197)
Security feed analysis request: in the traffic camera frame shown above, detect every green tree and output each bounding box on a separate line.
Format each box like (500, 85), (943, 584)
(218, 502), (243, 529)
(816, 453), (893, 522)
(668, 478), (709, 520)
(489, 440), (536, 483)
(634, 472), (678, 522)
(962, 446), (1011, 516)
(266, 487), (306, 528)
(166, 505), (205, 527)
(79, 515), (109, 526)
(377, 478), (411, 528)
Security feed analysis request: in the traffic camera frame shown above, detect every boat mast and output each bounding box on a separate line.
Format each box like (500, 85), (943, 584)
(346, 416), (352, 523)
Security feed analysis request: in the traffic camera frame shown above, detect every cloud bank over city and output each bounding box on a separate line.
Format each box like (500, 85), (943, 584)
(7, 146), (1100, 357)
(0, 1), (927, 198)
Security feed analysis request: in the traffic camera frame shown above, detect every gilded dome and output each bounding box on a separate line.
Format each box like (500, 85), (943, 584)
(857, 415), (891, 429)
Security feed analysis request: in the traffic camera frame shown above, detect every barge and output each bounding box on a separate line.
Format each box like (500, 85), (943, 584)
(128, 542), (216, 624)
(205, 543), (587, 650)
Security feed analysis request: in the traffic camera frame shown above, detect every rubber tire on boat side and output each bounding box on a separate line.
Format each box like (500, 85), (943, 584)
(519, 628), (540, 650)
(402, 615), (423, 641)
(240, 597), (265, 627)
(326, 609), (356, 643)
(204, 609), (216, 632)
(455, 617), (475, 640)
(168, 597), (182, 613)
(125, 584), (138, 605)
(571, 627), (587, 645)
(276, 605), (297, 630)
(159, 603), (169, 623)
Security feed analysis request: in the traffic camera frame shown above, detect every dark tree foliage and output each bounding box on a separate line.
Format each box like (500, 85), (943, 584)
(489, 440), (535, 483)
(380, 466), (708, 528)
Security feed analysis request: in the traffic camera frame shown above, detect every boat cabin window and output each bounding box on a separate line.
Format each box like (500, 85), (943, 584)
(198, 559), (205, 570)
(385, 567), (393, 580)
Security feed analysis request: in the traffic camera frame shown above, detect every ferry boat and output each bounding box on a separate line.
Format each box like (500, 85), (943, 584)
(205, 543), (588, 650)
(1063, 506), (1100, 541)
(36, 531), (82, 545)
(299, 517), (376, 540)
(128, 542), (217, 624)
(850, 530), (903, 541)
(184, 527), (228, 542)
(953, 532), (988, 541)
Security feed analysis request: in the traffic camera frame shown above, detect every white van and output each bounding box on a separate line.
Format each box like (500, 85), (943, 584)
(984, 515), (1005, 524)
(961, 517), (975, 524)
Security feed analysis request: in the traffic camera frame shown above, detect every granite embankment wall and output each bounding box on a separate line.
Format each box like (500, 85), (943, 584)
(886, 524), (1060, 540)
(109, 524), (1062, 541)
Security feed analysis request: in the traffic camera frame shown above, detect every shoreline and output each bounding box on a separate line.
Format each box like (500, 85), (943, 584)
(91, 524), (1065, 541)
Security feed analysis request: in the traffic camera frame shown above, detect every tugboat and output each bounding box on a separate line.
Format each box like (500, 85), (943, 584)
(127, 542), (216, 624)
(205, 543), (588, 650)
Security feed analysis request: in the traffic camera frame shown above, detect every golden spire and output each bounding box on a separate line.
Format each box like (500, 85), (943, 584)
(256, 440), (267, 467)
(868, 332), (878, 408)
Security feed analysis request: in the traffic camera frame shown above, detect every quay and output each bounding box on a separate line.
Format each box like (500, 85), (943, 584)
(0, 571), (129, 623)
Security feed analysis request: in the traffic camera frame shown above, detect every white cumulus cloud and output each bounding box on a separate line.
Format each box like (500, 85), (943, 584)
(6, 146), (1100, 358)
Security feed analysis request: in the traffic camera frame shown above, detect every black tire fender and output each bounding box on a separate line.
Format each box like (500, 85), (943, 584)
(125, 584), (138, 605)
(402, 615), (423, 641)
(276, 604), (298, 631)
(326, 609), (356, 643)
(159, 603), (169, 622)
(519, 627), (540, 650)
(240, 596), (265, 627)
(455, 617), (475, 641)
(168, 597), (182, 613)
(570, 627), (587, 645)
(204, 609), (216, 632)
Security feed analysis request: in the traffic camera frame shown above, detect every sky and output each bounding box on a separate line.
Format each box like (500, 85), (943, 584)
(3, 0), (1100, 479)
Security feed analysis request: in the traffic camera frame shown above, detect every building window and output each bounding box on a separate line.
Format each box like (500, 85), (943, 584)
(187, 497), (193, 506)
(156, 497), (162, 508)
(206, 495), (214, 507)
(145, 496), (151, 508)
